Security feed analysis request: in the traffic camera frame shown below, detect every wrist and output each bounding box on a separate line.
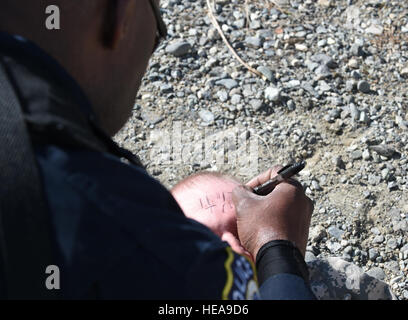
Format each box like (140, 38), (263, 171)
(255, 240), (310, 286)
(251, 231), (292, 258)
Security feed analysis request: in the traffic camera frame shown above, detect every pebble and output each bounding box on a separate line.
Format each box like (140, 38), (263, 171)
(357, 80), (371, 93)
(264, 87), (282, 102)
(217, 90), (228, 102)
(366, 24), (384, 35)
(366, 267), (386, 280)
(349, 103), (360, 121)
(160, 84), (173, 94)
(369, 248), (379, 260)
(373, 235), (385, 243)
(305, 251), (317, 263)
(311, 53), (337, 69)
(245, 36), (264, 48)
(351, 70), (361, 79)
(333, 156), (346, 169)
(295, 43), (308, 51)
(388, 181), (399, 191)
(230, 94), (242, 105)
(350, 150), (362, 160)
(327, 226), (344, 240)
(250, 99), (263, 111)
(311, 180), (322, 191)
(257, 66), (275, 82)
(310, 225), (327, 242)
(165, 41), (192, 57)
(387, 238), (398, 250)
(359, 111), (370, 124)
(198, 110), (215, 124)
(215, 79), (238, 90)
(369, 145), (396, 158)
(362, 149), (370, 160)
(348, 58), (359, 69)
(287, 100), (296, 111)
(401, 67), (408, 78)
(351, 43), (364, 57)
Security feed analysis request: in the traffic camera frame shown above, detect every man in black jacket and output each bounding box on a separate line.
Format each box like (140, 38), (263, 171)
(0, 0), (315, 299)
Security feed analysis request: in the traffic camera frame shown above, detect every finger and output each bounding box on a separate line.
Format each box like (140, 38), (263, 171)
(231, 185), (259, 217)
(283, 177), (305, 191)
(245, 165), (283, 188)
(231, 184), (260, 207)
(221, 232), (254, 262)
(222, 232), (246, 255)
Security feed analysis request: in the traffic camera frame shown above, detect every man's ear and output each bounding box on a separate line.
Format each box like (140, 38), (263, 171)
(102, 0), (133, 49)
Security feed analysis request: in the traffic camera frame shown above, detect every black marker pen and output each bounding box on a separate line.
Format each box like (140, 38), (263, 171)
(253, 161), (307, 196)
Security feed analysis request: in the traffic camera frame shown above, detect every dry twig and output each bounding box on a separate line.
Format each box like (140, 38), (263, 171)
(206, 0), (267, 81)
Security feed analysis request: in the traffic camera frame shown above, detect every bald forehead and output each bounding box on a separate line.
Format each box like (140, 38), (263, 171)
(171, 172), (240, 194)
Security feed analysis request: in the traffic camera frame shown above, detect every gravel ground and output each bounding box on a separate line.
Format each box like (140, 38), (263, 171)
(115, 0), (408, 300)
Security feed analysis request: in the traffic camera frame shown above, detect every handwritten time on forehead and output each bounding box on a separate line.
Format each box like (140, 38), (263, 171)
(199, 192), (234, 213)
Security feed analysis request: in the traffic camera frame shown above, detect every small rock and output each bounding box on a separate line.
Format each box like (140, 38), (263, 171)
(368, 248), (379, 261)
(245, 36), (264, 48)
(359, 111), (370, 124)
(198, 110), (215, 124)
(366, 267), (386, 280)
(327, 226), (344, 240)
(369, 145), (396, 158)
(388, 181), (398, 191)
(287, 79), (301, 88)
(257, 66), (275, 81)
(295, 43), (308, 51)
(311, 53), (337, 69)
(351, 43), (364, 57)
(315, 65), (332, 78)
(318, 0), (332, 7)
(333, 156), (346, 169)
(366, 24), (383, 35)
(368, 174), (381, 186)
(165, 41), (192, 57)
(349, 103), (360, 121)
(362, 149), (370, 160)
(317, 39), (327, 47)
(160, 83), (173, 94)
(310, 225), (327, 242)
(350, 150), (362, 160)
(327, 241), (342, 253)
(287, 100), (296, 111)
(400, 67), (408, 78)
(311, 180), (322, 191)
(250, 99), (264, 111)
(384, 261), (400, 273)
(141, 111), (164, 125)
(357, 80), (371, 93)
(265, 87), (282, 102)
(387, 238), (398, 250)
(373, 235), (384, 244)
(346, 80), (356, 92)
(217, 90), (228, 102)
(348, 58), (359, 69)
(215, 79), (238, 90)
(305, 251), (317, 262)
(351, 70), (361, 79)
(230, 94), (242, 105)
